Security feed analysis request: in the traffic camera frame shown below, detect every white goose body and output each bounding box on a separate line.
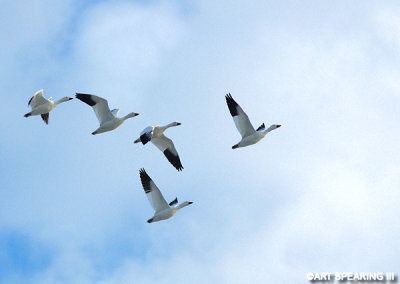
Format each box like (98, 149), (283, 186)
(95, 117), (125, 134)
(24, 89), (73, 124)
(134, 122), (184, 171)
(236, 124), (281, 148)
(149, 206), (179, 222)
(225, 93), (281, 149)
(75, 93), (139, 135)
(139, 169), (192, 223)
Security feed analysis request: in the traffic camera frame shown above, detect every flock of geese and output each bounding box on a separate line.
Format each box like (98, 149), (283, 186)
(24, 90), (281, 223)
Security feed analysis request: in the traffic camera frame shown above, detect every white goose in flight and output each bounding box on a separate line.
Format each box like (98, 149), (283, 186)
(134, 122), (183, 171)
(75, 93), (139, 135)
(139, 168), (192, 223)
(225, 93), (281, 149)
(24, 89), (73, 124)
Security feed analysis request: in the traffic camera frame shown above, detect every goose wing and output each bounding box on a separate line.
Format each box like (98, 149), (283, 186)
(225, 93), (255, 138)
(151, 134), (183, 171)
(139, 169), (169, 213)
(111, 108), (120, 117)
(41, 113), (49, 124)
(28, 89), (48, 109)
(139, 126), (154, 145)
(75, 93), (114, 124)
(169, 197), (178, 207)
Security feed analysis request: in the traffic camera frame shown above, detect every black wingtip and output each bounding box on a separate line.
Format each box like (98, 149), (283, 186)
(225, 93), (239, 116)
(140, 133), (151, 145)
(163, 149), (184, 171)
(169, 197), (178, 206)
(256, 123), (265, 131)
(75, 93), (96, 106)
(139, 168), (152, 193)
(41, 113), (49, 125)
(139, 168), (148, 178)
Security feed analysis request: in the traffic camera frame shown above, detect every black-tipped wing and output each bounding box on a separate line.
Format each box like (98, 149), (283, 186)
(29, 89), (48, 108)
(169, 197), (178, 207)
(139, 126), (154, 145)
(139, 169), (152, 194)
(164, 149), (183, 171)
(41, 113), (49, 125)
(151, 135), (183, 171)
(140, 133), (151, 145)
(225, 93), (240, 116)
(139, 169), (169, 212)
(256, 123), (265, 131)
(76, 93), (97, 106)
(75, 93), (114, 124)
(225, 93), (255, 138)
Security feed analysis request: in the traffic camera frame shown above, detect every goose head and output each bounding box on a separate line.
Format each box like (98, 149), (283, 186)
(122, 112), (140, 120)
(178, 201), (193, 209)
(265, 124), (281, 132)
(54, 96), (73, 105)
(60, 96), (73, 102)
(165, 122), (182, 129)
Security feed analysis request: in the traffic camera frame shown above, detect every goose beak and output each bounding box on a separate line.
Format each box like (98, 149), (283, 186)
(68, 97), (73, 100)
(134, 113), (139, 116)
(276, 125), (281, 128)
(188, 202), (193, 205)
(177, 122), (181, 125)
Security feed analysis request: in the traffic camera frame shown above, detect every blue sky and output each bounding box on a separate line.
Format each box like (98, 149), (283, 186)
(1, 0), (400, 283)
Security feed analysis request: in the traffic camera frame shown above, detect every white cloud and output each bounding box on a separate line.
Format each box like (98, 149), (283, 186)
(68, 1), (185, 101)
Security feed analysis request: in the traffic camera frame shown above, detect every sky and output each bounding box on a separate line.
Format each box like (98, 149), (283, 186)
(1, 0), (400, 283)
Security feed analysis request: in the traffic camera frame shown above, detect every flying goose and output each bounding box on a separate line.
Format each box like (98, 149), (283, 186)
(225, 93), (281, 149)
(134, 122), (183, 171)
(24, 89), (73, 124)
(75, 93), (139, 135)
(139, 168), (192, 223)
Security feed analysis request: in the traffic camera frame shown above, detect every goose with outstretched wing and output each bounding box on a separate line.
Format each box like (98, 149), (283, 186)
(75, 93), (139, 135)
(134, 122), (183, 171)
(225, 93), (281, 149)
(139, 168), (192, 223)
(24, 89), (73, 124)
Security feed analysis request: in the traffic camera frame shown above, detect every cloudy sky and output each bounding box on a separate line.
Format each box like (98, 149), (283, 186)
(1, 0), (400, 283)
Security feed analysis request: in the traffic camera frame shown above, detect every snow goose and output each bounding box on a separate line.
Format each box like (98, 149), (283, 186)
(139, 168), (192, 223)
(24, 89), (73, 124)
(75, 93), (139, 135)
(134, 122), (183, 171)
(225, 93), (281, 149)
